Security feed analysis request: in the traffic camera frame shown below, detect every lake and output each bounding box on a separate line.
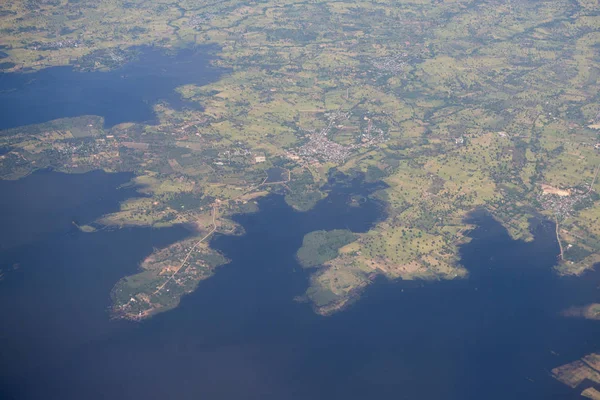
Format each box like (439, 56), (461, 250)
(1, 170), (599, 400)
(0, 41), (598, 400)
(0, 46), (224, 130)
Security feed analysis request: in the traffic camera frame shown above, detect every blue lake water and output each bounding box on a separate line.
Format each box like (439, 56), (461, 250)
(0, 170), (599, 400)
(0, 170), (138, 250)
(0, 46), (224, 130)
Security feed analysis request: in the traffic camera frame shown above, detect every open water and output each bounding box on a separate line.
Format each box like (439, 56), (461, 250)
(0, 46), (224, 129)
(0, 170), (599, 400)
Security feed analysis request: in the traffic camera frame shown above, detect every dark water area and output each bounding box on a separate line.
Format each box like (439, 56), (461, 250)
(0, 46), (224, 130)
(265, 167), (288, 183)
(0, 51), (9, 59)
(0, 62), (16, 71)
(0, 171), (191, 392)
(1, 171), (599, 400)
(0, 169), (139, 250)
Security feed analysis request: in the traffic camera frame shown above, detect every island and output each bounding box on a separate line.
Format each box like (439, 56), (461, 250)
(552, 353), (600, 399)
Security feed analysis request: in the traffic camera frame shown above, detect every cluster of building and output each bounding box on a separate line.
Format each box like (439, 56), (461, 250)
(297, 129), (351, 163)
(294, 110), (388, 164)
(296, 112), (352, 163)
(214, 145), (253, 166)
(53, 138), (115, 157)
(74, 47), (132, 71)
(105, 49), (126, 64)
(1, 136), (124, 176)
(30, 38), (82, 51)
(538, 187), (590, 218)
(187, 13), (216, 29)
(218, 145), (252, 159)
(360, 122), (388, 147)
(371, 55), (409, 74)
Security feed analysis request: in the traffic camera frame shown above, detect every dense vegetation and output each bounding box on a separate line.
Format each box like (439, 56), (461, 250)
(297, 230), (357, 268)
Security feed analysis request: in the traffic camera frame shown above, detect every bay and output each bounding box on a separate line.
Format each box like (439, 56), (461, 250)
(0, 171), (598, 400)
(0, 46), (224, 130)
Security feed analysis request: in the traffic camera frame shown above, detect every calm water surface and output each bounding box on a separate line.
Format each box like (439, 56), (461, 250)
(0, 46), (224, 129)
(0, 171), (599, 400)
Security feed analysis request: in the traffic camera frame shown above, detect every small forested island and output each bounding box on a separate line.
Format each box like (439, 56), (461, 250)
(1, 0), (600, 321)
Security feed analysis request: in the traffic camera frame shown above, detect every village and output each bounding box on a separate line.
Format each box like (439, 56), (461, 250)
(292, 110), (388, 165)
(538, 184), (595, 218)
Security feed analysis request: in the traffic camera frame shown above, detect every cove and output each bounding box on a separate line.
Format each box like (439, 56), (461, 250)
(0, 169), (139, 250)
(0, 170), (191, 396)
(0, 46), (224, 130)
(0, 171), (599, 400)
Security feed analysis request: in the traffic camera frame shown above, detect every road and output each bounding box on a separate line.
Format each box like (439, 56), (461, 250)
(153, 205), (217, 295)
(555, 214), (564, 261)
(587, 163), (600, 195)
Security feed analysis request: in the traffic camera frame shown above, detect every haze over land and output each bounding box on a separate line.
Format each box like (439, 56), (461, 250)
(1, 1), (600, 396)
